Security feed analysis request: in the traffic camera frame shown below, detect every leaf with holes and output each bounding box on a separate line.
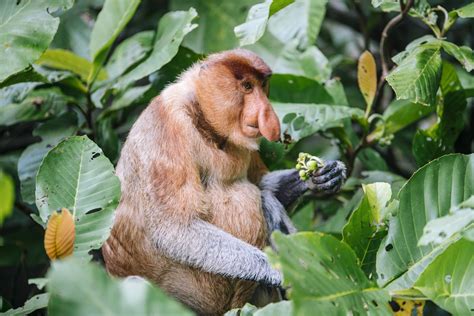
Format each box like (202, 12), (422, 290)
(376, 154), (474, 291)
(386, 43), (442, 106)
(414, 238), (474, 315)
(418, 196), (474, 246)
(18, 112), (78, 204)
(44, 208), (75, 260)
(36, 136), (120, 260)
(271, 231), (391, 315)
(358, 51), (377, 108)
(441, 41), (474, 72)
(342, 183), (391, 277)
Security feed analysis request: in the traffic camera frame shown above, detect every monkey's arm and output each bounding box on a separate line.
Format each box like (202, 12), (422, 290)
(154, 217), (281, 286)
(259, 160), (346, 234)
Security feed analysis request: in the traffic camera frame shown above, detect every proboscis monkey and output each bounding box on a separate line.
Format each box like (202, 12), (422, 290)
(102, 49), (346, 315)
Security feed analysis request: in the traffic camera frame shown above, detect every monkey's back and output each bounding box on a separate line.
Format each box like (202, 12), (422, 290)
(103, 97), (269, 315)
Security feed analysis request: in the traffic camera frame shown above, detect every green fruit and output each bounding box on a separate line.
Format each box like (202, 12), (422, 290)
(296, 163), (302, 170)
(307, 160), (318, 171)
(299, 170), (306, 178)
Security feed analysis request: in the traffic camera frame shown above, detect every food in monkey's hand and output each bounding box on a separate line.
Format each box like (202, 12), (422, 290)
(296, 152), (325, 181)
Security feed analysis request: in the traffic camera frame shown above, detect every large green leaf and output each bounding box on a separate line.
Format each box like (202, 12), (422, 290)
(0, 171), (14, 225)
(234, 0), (294, 47)
(271, 232), (391, 315)
(453, 3), (474, 18)
(47, 258), (193, 315)
(343, 183), (391, 276)
(170, 0), (255, 53)
(266, 0), (327, 49)
(226, 301), (293, 316)
(414, 238), (474, 315)
(0, 88), (69, 126)
(269, 74), (335, 104)
(441, 41), (474, 72)
(105, 31), (154, 80)
(35, 136), (121, 260)
(376, 154), (474, 291)
(412, 63), (467, 166)
(248, 32), (331, 82)
(2, 293), (49, 315)
(88, 0), (141, 84)
(386, 43), (442, 106)
(117, 8), (198, 88)
(418, 197), (474, 247)
(18, 113), (78, 204)
(0, 0), (73, 85)
(37, 49), (107, 82)
(273, 102), (364, 144)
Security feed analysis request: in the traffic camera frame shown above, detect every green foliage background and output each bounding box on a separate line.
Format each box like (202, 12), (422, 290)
(0, 0), (473, 315)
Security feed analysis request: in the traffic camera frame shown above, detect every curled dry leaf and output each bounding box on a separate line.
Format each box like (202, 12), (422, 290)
(358, 50), (377, 108)
(44, 208), (75, 260)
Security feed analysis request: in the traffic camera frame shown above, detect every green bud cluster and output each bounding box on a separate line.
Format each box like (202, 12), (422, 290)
(296, 152), (324, 181)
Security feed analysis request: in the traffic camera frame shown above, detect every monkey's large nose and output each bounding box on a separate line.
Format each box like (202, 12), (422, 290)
(258, 103), (281, 142)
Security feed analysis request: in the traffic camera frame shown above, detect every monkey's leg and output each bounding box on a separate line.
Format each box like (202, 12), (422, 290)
(153, 218), (281, 286)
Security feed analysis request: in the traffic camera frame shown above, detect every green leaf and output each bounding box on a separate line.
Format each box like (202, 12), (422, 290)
(357, 148), (389, 171)
(170, 0), (255, 53)
(386, 43), (443, 106)
(18, 113), (78, 204)
(272, 232), (391, 315)
(0, 88), (69, 126)
(35, 136), (121, 260)
(414, 238), (474, 315)
(441, 41), (474, 72)
(234, 0), (294, 47)
(88, 0), (141, 84)
(453, 3), (474, 18)
(0, 0), (73, 85)
(412, 63), (467, 166)
(2, 294), (49, 316)
(273, 102), (364, 145)
(418, 197), (474, 246)
(0, 83), (41, 107)
(98, 84), (152, 119)
(105, 31), (154, 80)
(36, 49), (107, 82)
(117, 8), (198, 88)
(269, 74), (335, 104)
(226, 301), (293, 316)
(376, 154), (474, 291)
(47, 258), (193, 315)
(343, 183), (391, 276)
(248, 32), (331, 82)
(267, 0), (328, 49)
(380, 99), (435, 135)
(0, 171), (14, 225)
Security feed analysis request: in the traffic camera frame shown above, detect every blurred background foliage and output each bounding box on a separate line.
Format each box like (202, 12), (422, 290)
(0, 0), (473, 315)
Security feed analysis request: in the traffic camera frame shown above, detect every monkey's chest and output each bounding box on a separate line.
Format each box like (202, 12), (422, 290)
(205, 180), (267, 248)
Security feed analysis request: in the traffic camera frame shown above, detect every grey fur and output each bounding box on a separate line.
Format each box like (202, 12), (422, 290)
(154, 218), (281, 286)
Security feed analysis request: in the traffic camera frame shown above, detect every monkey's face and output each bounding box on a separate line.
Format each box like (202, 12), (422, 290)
(196, 50), (281, 150)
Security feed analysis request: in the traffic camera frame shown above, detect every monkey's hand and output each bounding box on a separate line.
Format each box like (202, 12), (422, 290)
(306, 160), (346, 196)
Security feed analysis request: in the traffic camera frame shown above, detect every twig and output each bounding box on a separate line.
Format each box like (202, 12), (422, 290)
(374, 0), (414, 112)
(379, 0), (414, 80)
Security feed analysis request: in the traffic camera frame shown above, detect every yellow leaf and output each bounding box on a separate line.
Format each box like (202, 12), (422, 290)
(392, 299), (425, 316)
(44, 208), (75, 260)
(358, 50), (377, 107)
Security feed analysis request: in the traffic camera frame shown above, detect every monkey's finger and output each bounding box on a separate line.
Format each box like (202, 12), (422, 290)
(311, 165), (343, 184)
(311, 176), (342, 194)
(313, 160), (338, 176)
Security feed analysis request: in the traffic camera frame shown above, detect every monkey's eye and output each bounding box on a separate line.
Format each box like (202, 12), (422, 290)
(242, 81), (253, 92)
